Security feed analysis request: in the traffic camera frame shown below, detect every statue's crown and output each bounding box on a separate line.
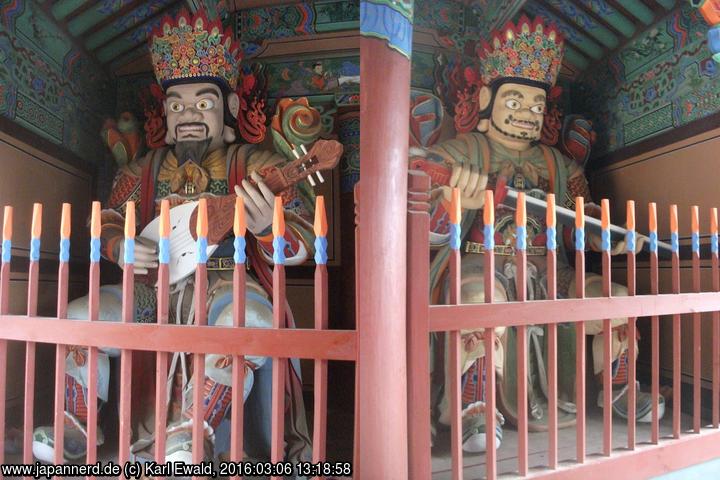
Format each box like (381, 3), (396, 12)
(478, 15), (564, 88)
(149, 9), (241, 91)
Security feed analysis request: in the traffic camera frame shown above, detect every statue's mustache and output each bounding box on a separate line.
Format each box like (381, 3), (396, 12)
(175, 122), (209, 139)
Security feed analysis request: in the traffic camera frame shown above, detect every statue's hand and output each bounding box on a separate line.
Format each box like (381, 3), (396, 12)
(117, 236), (158, 275)
(441, 162), (488, 210)
(234, 171), (275, 236)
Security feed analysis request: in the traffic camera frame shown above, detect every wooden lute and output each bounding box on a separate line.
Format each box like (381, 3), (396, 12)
(139, 139), (343, 284)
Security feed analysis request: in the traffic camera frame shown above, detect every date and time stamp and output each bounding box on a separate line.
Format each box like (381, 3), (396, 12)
(1, 460), (353, 478)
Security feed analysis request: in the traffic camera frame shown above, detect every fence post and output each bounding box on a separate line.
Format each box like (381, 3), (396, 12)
(406, 171), (431, 479)
(358, 1), (413, 476)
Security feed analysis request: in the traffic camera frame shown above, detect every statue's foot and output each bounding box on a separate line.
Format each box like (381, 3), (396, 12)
(597, 382), (666, 423)
(32, 412), (104, 463)
(461, 401), (504, 454)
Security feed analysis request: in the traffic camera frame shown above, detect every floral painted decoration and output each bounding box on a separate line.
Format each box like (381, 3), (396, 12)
(149, 9), (242, 91)
(478, 15), (564, 87)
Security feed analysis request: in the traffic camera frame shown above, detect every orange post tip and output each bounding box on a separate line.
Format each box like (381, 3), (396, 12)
(2, 206), (12, 241)
(450, 188), (461, 224)
(691, 206), (699, 233)
(31, 203), (43, 238)
(234, 196), (246, 237)
(272, 196), (285, 237)
(90, 201), (101, 238)
(575, 197), (585, 228)
(159, 200), (170, 238)
(626, 201), (635, 231)
(60, 203), (71, 239)
(483, 190), (494, 225)
(516, 192), (526, 227)
(124, 201), (136, 239)
(712, 208), (718, 235)
(314, 195), (328, 237)
(546, 194), (556, 228)
(196, 198), (208, 238)
(601, 199), (610, 230)
(670, 204), (678, 232)
(649, 203), (657, 231)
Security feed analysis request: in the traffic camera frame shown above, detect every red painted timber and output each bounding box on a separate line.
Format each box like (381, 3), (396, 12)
(406, 171), (432, 480)
(0, 206), (10, 475)
(357, 35), (410, 479)
(575, 199), (586, 464)
(691, 206), (701, 434)
(118, 204), (135, 464)
(516, 193), (528, 476)
(449, 247), (462, 480)
(546, 194), (558, 470)
(712, 207), (720, 429)
(428, 292), (720, 331)
(192, 263), (208, 472)
(671, 205), (681, 439)
(484, 189), (497, 480)
(601, 200), (612, 458)
(649, 203), (660, 444)
(626, 201), (636, 449)
(24, 203), (41, 478)
(231, 197), (246, 478)
(54, 204), (70, 476)
(155, 262), (169, 464)
(86, 202), (101, 477)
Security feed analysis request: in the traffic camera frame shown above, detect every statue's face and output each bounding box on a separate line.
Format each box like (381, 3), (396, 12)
(489, 82), (547, 143)
(164, 82), (226, 153)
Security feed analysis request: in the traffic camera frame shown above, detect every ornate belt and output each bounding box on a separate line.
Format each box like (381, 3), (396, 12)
(464, 241), (547, 256)
(206, 256), (236, 270)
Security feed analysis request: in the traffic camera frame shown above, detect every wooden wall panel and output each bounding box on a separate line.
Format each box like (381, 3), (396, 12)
(593, 127), (720, 386)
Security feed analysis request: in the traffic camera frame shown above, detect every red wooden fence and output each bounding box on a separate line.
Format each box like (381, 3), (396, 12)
(406, 172), (720, 479)
(0, 195), (354, 480)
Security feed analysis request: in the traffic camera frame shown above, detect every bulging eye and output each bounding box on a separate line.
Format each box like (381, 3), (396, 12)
(505, 99), (521, 110)
(196, 99), (215, 110)
(169, 102), (184, 113)
(530, 105), (545, 114)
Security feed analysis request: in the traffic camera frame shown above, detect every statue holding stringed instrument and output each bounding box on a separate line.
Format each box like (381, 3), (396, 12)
(410, 15), (665, 453)
(32, 9), (342, 465)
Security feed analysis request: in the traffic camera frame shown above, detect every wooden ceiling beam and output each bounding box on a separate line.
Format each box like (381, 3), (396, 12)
(571, 0), (627, 40)
(90, 1), (178, 53)
(104, 37), (148, 66)
(63, 0), (100, 24)
(226, 0), (304, 11)
(520, 6), (591, 60)
(79, 0), (154, 41)
(605, 0), (650, 27)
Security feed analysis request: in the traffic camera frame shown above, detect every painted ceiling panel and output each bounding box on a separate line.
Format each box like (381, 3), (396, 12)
(564, 44), (590, 69)
(67, 0), (139, 36)
(544, 0), (620, 48)
(524, 1), (605, 58)
(655, 0), (676, 11)
(616, 0), (656, 25)
(85, 0), (177, 50)
(573, 0), (636, 38)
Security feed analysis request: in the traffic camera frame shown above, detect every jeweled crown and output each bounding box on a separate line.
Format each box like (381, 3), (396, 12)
(478, 15), (564, 88)
(149, 9), (241, 91)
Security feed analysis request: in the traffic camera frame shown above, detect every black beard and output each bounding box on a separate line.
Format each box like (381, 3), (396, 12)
(491, 117), (540, 141)
(173, 138), (212, 166)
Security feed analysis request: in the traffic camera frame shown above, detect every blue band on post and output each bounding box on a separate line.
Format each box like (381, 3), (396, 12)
(671, 232), (679, 253)
(575, 228), (585, 251)
(546, 226), (557, 251)
(449, 223), (461, 250)
(273, 236), (286, 265)
(197, 237), (208, 264)
(692, 232), (700, 254)
(516, 226), (526, 250)
(649, 231), (658, 253)
(90, 238), (101, 263)
(59, 238), (70, 263)
(30, 237), (41, 262)
(124, 238), (135, 265)
(159, 238), (170, 264)
(234, 236), (246, 265)
(625, 231), (636, 254)
(601, 229), (611, 251)
(712, 233), (718, 255)
(1, 239), (10, 263)
(483, 224), (494, 250)
(314, 236), (328, 265)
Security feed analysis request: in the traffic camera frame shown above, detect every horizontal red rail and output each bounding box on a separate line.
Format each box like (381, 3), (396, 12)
(430, 291), (720, 331)
(0, 316), (356, 360)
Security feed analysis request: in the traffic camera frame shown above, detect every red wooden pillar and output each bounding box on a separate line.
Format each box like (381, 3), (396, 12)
(358, 1), (413, 477)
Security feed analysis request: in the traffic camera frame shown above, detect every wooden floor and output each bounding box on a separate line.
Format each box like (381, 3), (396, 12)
(431, 404), (694, 479)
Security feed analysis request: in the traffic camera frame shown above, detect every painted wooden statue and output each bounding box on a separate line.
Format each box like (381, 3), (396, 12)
(410, 16), (665, 453)
(32, 9), (342, 465)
